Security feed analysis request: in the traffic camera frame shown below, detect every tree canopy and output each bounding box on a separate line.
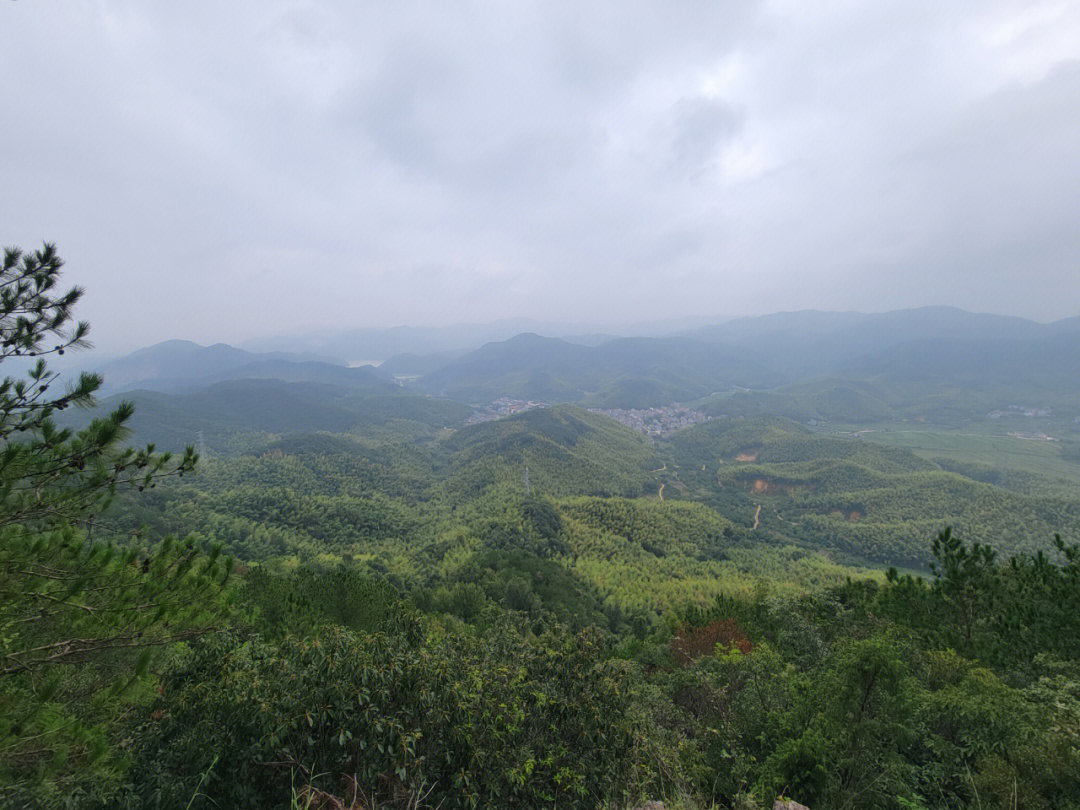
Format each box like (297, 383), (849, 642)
(0, 244), (231, 800)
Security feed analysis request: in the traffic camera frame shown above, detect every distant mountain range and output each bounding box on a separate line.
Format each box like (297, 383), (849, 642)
(686, 306), (1080, 378)
(238, 316), (726, 364)
(414, 333), (781, 406)
(400, 307), (1080, 406)
(91, 339), (387, 395)
(53, 308), (1080, 447)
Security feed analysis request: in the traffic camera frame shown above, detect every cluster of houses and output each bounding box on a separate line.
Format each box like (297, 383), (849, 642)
(988, 405), (1052, 419)
(589, 405), (710, 437)
(462, 397), (710, 438)
(465, 397), (547, 425)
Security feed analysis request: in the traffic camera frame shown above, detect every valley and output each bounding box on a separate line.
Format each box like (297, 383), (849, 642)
(82, 307), (1080, 590)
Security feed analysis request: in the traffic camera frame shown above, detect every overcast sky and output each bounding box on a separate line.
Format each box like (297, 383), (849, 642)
(3, 1), (1079, 352)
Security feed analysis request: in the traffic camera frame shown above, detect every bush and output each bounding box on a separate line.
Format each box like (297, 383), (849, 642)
(116, 623), (650, 809)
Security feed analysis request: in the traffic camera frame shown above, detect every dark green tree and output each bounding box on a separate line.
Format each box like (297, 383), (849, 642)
(930, 527), (998, 649)
(0, 243), (231, 800)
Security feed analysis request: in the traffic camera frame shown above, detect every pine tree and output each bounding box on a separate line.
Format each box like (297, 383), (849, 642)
(0, 243), (231, 798)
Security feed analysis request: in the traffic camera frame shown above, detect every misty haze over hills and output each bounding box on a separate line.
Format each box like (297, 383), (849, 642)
(61, 305), (1080, 458)
(94, 306), (1080, 397)
(237, 315), (731, 366)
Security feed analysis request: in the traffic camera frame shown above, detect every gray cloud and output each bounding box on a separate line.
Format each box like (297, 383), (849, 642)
(670, 97), (744, 176)
(1, 0), (1078, 352)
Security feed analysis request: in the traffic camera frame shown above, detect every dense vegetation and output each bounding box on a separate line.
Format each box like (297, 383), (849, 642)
(4, 247), (1080, 808)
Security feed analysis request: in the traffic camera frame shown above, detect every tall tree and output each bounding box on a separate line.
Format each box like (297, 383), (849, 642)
(0, 243), (231, 799)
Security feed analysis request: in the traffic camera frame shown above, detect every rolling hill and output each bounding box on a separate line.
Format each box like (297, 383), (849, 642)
(417, 332), (781, 406)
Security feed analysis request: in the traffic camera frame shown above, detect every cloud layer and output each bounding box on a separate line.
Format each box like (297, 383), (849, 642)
(3, 0), (1078, 350)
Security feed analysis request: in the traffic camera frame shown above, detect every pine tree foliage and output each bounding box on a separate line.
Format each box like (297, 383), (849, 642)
(0, 243), (231, 798)
(0, 245), (197, 530)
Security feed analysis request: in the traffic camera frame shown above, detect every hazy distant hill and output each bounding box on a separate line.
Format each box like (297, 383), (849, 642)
(702, 379), (902, 424)
(67, 379), (470, 452)
(856, 331), (1080, 391)
(94, 339), (371, 394)
(377, 351), (466, 378)
(99, 307), (1080, 401)
(689, 307), (1072, 377)
(240, 317), (718, 364)
(209, 359), (392, 390)
(403, 308), (1080, 412)
(241, 319), (576, 365)
(417, 333), (781, 406)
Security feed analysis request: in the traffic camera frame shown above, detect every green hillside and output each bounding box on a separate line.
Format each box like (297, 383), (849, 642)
(437, 406), (660, 499)
(666, 416), (1080, 567)
(65, 381), (470, 451)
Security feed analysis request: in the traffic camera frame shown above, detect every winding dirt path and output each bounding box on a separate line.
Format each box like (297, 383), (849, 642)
(751, 504), (761, 530)
(658, 482), (665, 501)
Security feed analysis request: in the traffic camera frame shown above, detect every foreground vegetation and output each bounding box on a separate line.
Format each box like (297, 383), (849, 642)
(7, 529), (1079, 809)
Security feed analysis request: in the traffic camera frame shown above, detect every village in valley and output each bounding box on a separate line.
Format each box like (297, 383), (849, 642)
(465, 397), (548, 425)
(589, 405), (711, 436)
(466, 398), (711, 437)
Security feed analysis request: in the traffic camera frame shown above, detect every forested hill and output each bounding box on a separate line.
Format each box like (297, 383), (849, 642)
(75, 380), (470, 450)
(436, 406), (660, 499)
(70, 383), (1080, 572)
(88, 339), (378, 394)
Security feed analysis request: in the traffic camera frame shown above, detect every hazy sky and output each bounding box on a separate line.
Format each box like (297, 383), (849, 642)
(3, 1), (1079, 352)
